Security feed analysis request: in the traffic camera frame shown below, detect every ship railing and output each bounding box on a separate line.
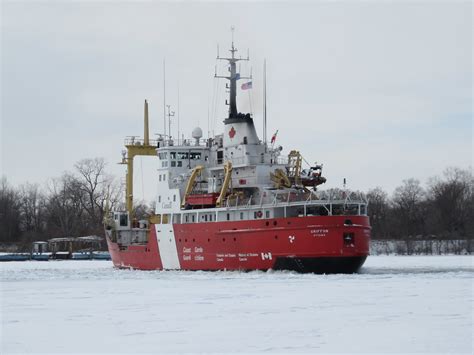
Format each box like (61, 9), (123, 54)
(275, 156), (288, 165)
(211, 155), (288, 167)
(221, 198), (367, 216)
(124, 137), (159, 147)
(126, 137), (211, 149)
(160, 138), (210, 148)
(222, 189), (368, 216)
(225, 196), (253, 208)
(316, 189), (367, 203)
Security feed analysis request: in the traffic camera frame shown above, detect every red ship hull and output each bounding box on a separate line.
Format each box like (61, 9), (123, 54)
(106, 215), (370, 273)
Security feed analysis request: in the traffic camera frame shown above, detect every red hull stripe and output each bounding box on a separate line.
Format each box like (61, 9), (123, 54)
(107, 215), (370, 271)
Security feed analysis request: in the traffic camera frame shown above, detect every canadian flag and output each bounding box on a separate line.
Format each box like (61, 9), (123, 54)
(271, 130), (279, 144)
(261, 252), (273, 260)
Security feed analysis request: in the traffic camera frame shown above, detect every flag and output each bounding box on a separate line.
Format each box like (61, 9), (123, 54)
(241, 81), (252, 90)
(271, 130), (279, 144)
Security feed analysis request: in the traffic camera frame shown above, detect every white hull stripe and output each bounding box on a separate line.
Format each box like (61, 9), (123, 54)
(155, 224), (181, 269)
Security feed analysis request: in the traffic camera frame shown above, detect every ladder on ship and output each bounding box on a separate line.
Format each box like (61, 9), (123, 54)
(287, 150), (303, 187)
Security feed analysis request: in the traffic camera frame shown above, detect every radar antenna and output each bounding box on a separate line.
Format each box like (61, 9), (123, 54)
(215, 27), (251, 118)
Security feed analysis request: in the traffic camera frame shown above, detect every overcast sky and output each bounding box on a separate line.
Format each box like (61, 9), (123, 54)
(1, 0), (472, 202)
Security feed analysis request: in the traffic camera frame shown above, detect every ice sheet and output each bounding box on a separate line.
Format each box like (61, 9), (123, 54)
(1, 256), (472, 354)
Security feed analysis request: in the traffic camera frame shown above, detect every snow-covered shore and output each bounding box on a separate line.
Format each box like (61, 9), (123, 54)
(1, 256), (472, 354)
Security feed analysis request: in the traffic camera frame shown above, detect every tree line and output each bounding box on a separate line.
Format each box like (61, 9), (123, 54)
(0, 158), (124, 249)
(0, 159), (472, 250)
(367, 167), (473, 242)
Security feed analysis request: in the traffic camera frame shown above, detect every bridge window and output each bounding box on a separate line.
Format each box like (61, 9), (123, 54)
(158, 152), (168, 160)
(170, 152), (176, 159)
(177, 161), (182, 167)
(190, 152), (201, 160)
(162, 214), (170, 224)
(178, 152), (188, 160)
(171, 161), (176, 167)
(119, 213), (128, 227)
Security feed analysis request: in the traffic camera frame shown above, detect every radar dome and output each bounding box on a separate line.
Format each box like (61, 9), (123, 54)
(192, 127), (203, 140)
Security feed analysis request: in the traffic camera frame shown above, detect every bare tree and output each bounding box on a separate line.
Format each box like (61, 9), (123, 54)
(74, 158), (105, 223)
(0, 177), (21, 242)
(427, 167), (473, 238)
(44, 174), (85, 238)
(18, 183), (45, 233)
(392, 178), (426, 239)
(367, 187), (390, 239)
(74, 158), (122, 234)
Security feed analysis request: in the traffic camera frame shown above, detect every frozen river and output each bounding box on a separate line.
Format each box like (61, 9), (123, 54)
(1, 256), (472, 354)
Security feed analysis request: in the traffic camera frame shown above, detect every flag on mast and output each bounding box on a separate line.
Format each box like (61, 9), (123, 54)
(271, 130), (279, 144)
(241, 81), (253, 90)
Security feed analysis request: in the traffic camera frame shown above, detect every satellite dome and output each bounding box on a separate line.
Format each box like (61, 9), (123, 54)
(192, 127), (203, 140)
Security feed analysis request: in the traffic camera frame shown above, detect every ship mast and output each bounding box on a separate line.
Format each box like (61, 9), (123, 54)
(166, 104), (175, 140)
(120, 100), (157, 216)
(215, 27), (251, 118)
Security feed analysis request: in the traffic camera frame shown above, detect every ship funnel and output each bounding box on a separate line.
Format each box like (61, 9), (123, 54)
(144, 99), (149, 145)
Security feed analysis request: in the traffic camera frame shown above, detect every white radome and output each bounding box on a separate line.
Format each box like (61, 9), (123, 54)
(192, 127), (203, 140)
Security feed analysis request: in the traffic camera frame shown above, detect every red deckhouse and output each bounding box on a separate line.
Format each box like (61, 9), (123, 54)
(104, 36), (371, 273)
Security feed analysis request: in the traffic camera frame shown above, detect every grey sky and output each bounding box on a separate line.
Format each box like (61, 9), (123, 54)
(1, 1), (472, 202)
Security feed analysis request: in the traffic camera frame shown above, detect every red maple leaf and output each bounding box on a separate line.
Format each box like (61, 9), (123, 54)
(229, 126), (236, 139)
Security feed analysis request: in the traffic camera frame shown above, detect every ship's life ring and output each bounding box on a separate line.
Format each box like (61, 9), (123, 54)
(257, 211), (263, 218)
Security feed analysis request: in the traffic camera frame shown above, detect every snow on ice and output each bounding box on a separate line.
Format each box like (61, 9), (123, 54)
(1, 256), (473, 354)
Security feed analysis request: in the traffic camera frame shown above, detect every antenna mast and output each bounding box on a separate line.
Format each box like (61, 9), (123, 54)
(144, 99), (149, 145)
(163, 59), (166, 137)
(215, 26), (251, 118)
(263, 59), (267, 148)
(177, 82), (180, 143)
(166, 105), (175, 140)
